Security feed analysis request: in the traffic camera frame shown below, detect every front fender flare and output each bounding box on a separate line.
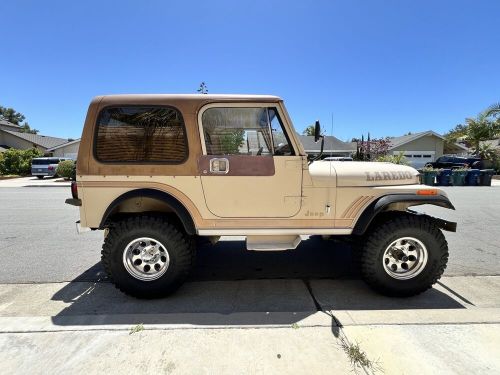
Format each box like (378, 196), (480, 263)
(352, 194), (456, 235)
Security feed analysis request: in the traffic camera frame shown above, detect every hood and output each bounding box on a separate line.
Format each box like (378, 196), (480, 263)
(309, 161), (420, 187)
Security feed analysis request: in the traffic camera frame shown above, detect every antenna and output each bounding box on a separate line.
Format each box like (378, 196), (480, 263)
(329, 112), (334, 158)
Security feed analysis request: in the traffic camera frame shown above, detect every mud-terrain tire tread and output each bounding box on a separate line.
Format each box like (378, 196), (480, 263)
(101, 215), (195, 298)
(360, 214), (448, 297)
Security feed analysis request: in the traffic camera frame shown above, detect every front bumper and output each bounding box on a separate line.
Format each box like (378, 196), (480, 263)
(75, 220), (91, 234)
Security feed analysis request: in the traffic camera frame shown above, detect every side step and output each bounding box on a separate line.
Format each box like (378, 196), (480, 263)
(246, 235), (302, 251)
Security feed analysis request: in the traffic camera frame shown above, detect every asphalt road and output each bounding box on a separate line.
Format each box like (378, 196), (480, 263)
(0, 186), (499, 283)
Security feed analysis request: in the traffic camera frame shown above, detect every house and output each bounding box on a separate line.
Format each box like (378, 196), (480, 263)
(387, 130), (468, 168)
(237, 132), (356, 158)
(0, 119), (70, 154)
(0, 119), (22, 132)
(47, 139), (80, 159)
(298, 135), (357, 158)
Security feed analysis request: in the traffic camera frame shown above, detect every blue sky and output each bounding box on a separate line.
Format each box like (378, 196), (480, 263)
(2, 0), (499, 140)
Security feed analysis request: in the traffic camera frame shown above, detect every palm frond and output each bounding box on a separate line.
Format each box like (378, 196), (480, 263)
(483, 102), (500, 118)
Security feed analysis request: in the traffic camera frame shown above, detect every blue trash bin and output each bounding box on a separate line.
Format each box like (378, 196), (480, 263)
(479, 169), (495, 186)
(465, 169), (480, 186)
(437, 169), (452, 186)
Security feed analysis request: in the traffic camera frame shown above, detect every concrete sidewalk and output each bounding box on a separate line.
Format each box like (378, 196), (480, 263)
(0, 176), (70, 187)
(0, 276), (499, 374)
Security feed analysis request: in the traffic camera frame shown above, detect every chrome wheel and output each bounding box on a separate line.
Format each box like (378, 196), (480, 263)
(123, 237), (170, 281)
(382, 237), (428, 280)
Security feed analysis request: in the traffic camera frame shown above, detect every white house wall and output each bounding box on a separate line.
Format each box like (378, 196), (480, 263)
(51, 141), (80, 159)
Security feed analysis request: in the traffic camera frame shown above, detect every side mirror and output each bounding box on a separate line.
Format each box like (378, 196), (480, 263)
(314, 120), (321, 142)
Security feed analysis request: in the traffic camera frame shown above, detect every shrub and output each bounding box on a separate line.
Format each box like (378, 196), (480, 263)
(56, 160), (75, 179)
(376, 151), (410, 165)
(0, 148), (43, 175)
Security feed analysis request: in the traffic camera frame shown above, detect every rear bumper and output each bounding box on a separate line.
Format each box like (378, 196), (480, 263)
(31, 172), (56, 176)
(65, 198), (82, 206)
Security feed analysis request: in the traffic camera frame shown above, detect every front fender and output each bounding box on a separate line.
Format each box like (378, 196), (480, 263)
(352, 194), (456, 235)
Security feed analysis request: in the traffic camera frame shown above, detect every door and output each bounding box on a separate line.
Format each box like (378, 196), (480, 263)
(198, 105), (303, 218)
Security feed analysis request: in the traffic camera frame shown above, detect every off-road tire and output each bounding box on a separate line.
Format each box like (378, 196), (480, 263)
(101, 216), (195, 298)
(360, 214), (448, 297)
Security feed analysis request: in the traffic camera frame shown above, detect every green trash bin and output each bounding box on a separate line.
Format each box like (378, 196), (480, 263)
(422, 170), (437, 186)
(479, 169), (495, 186)
(451, 170), (467, 186)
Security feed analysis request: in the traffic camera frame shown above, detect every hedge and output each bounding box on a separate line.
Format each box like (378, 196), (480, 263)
(56, 160), (75, 179)
(0, 148), (44, 175)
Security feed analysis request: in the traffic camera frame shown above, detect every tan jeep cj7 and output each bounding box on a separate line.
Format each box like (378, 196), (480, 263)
(66, 94), (456, 298)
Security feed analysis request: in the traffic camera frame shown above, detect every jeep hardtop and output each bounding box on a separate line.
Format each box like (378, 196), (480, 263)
(66, 94), (456, 298)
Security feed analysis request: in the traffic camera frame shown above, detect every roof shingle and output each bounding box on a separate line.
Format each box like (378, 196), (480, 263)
(298, 135), (356, 152)
(2, 130), (68, 149)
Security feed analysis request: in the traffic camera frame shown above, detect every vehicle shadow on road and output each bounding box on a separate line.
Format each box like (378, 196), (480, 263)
(51, 237), (465, 327)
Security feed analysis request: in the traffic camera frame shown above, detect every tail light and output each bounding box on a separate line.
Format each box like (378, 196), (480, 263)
(48, 165), (54, 171)
(71, 181), (78, 199)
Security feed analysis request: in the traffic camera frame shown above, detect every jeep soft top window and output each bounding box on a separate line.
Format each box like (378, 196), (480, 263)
(95, 106), (187, 163)
(201, 107), (293, 156)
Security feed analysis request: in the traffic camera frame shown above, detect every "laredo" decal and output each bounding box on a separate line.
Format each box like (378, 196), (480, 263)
(365, 171), (414, 181)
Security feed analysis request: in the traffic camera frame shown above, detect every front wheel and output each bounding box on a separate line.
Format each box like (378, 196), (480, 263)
(101, 216), (195, 298)
(360, 214), (448, 297)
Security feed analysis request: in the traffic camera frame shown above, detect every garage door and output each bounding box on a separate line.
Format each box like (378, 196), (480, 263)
(395, 151), (435, 168)
(63, 153), (78, 160)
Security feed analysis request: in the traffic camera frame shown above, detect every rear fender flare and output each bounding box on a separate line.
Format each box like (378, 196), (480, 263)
(99, 188), (196, 235)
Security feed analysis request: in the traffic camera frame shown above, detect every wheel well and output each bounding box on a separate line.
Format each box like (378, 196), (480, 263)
(100, 189), (196, 235)
(352, 194), (456, 236)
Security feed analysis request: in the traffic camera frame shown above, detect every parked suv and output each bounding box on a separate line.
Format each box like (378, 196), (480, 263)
(31, 157), (69, 179)
(66, 94), (457, 299)
(424, 155), (483, 169)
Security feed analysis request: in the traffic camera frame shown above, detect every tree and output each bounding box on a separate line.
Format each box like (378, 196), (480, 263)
(302, 125), (315, 136)
(444, 124), (468, 143)
(356, 135), (390, 161)
(484, 103), (500, 119)
(376, 151), (410, 165)
(0, 106), (25, 125)
(197, 82), (208, 94)
(220, 130), (245, 154)
(473, 143), (498, 161)
(0, 105), (39, 134)
(465, 106), (500, 151)
(18, 123), (39, 134)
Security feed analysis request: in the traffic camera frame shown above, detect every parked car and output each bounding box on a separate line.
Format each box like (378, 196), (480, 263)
(323, 156), (354, 161)
(31, 157), (70, 179)
(424, 155), (484, 169)
(66, 94), (456, 299)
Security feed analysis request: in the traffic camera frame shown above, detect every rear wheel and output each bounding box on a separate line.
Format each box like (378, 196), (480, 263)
(360, 214), (448, 297)
(101, 216), (195, 298)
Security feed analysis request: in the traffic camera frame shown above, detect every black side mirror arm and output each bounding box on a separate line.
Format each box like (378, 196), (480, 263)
(308, 134), (324, 165)
(308, 120), (324, 165)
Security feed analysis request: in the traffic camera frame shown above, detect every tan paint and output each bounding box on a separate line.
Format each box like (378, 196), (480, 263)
(75, 94), (451, 237)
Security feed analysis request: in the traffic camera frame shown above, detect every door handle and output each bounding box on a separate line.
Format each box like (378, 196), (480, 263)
(209, 158), (229, 174)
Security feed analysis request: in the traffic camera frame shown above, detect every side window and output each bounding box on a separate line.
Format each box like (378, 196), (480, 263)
(95, 106), (187, 163)
(202, 107), (272, 155)
(201, 107), (294, 156)
(268, 108), (293, 156)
